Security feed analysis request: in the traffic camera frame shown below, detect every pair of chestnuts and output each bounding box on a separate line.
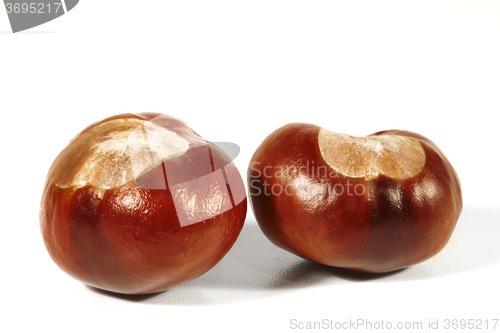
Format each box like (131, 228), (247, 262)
(40, 113), (462, 295)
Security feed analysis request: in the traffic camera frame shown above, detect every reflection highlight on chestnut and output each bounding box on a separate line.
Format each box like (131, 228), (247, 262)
(40, 113), (247, 295)
(248, 123), (462, 274)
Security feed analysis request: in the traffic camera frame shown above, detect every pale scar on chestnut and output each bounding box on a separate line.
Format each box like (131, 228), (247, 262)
(318, 128), (426, 180)
(53, 118), (189, 189)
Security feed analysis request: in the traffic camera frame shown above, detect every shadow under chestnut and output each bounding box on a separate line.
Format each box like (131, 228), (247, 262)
(88, 205), (500, 305)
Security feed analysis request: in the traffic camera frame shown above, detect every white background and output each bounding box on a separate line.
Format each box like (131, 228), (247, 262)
(1, 1), (499, 332)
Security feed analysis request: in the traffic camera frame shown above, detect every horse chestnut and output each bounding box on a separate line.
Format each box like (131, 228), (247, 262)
(40, 113), (247, 295)
(248, 123), (462, 274)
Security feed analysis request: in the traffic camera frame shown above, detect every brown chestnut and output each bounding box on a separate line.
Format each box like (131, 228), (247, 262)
(40, 113), (247, 295)
(248, 123), (462, 274)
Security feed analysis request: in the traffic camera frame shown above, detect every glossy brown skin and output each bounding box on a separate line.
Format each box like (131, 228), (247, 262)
(41, 113), (247, 295)
(248, 123), (462, 274)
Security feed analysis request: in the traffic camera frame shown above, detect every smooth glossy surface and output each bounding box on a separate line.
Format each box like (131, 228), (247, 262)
(248, 123), (462, 274)
(40, 113), (247, 295)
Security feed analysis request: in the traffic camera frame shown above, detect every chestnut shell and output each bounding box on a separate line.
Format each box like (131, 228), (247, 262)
(40, 113), (247, 295)
(248, 123), (462, 274)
